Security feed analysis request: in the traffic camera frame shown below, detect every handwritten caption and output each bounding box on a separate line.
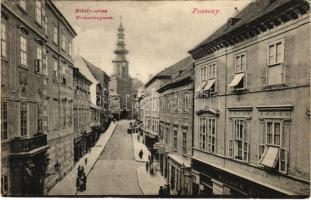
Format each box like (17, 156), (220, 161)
(75, 8), (113, 21)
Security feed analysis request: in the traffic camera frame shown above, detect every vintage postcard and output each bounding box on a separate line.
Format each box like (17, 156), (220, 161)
(0, 0), (310, 198)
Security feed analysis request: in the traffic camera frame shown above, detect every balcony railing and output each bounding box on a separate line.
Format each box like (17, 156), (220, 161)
(10, 133), (47, 153)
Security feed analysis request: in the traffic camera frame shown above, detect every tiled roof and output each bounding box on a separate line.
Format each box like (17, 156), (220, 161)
(83, 58), (109, 84)
(190, 0), (295, 52)
(145, 56), (194, 87)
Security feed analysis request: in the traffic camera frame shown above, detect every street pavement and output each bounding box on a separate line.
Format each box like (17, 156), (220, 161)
(48, 122), (117, 195)
(78, 120), (143, 195)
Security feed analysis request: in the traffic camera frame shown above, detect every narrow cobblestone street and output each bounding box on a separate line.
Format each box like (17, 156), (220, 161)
(78, 120), (143, 195)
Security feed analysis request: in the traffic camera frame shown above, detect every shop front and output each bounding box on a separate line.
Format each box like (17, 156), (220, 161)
(167, 154), (192, 195)
(191, 158), (286, 197)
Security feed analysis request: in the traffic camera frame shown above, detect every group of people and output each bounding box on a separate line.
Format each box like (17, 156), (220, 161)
(76, 166), (87, 192)
(159, 184), (171, 197)
(145, 154), (157, 176)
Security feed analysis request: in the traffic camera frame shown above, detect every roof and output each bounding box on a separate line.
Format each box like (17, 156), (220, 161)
(83, 58), (110, 84)
(189, 0), (297, 54)
(48, 0), (77, 36)
(145, 56), (194, 88)
(158, 57), (194, 93)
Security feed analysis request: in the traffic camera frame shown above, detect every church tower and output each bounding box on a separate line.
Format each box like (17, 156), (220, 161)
(110, 18), (133, 118)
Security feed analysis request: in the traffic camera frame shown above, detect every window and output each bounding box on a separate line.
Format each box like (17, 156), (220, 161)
(69, 41), (72, 57)
(259, 120), (287, 173)
(182, 129), (187, 154)
(267, 40), (285, 85)
(19, 0), (26, 10)
(37, 103), (43, 133)
(1, 21), (7, 58)
(209, 62), (216, 79)
(165, 125), (170, 145)
(173, 126), (178, 149)
(35, 46), (42, 73)
(1, 175), (8, 196)
(201, 65), (208, 82)
(1, 101), (8, 140)
(53, 26), (58, 44)
(62, 100), (66, 127)
(53, 59), (58, 81)
(61, 34), (66, 50)
(229, 53), (247, 90)
(228, 119), (249, 162)
(35, 0), (42, 24)
(20, 102), (27, 136)
(43, 8), (47, 35)
(184, 94), (190, 111)
(266, 121), (282, 146)
(20, 35), (27, 66)
(200, 117), (216, 153)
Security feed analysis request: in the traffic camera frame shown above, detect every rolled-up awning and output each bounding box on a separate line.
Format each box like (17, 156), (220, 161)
(202, 79), (216, 91)
(229, 73), (245, 87)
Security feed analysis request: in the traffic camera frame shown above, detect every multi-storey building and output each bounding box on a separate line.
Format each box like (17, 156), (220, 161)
(109, 21), (133, 119)
(43, 0), (77, 193)
(84, 59), (110, 130)
(108, 90), (121, 119)
(73, 54), (101, 162)
(73, 68), (92, 163)
(0, 0), (64, 196)
(157, 56), (194, 195)
(189, 0), (310, 196)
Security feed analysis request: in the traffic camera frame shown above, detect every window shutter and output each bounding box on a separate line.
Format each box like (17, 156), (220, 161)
(259, 65), (267, 86)
(258, 144), (265, 163)
(279, 148), (287, 174)
(228, 140), (233, 158)
(243, 141), (249, 162)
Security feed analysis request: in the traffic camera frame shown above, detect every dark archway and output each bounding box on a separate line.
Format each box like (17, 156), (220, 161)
(120, 109), (128, 119)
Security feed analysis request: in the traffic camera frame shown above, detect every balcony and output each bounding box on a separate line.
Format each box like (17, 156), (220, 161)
(10, 134), (48, 154)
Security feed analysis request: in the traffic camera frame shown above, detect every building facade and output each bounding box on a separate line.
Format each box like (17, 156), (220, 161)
(1, 0), (57, 195)
(189, 0), (310, 196)
(157, 56), (194, 195)
(109, 21), (133, 119)
(73, 68), (92, 163)
(44, 0), (77, 193)
(84, 59), (110, 130)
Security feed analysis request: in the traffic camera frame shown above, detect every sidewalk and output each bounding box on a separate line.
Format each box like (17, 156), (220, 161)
(48, 122), (117, 195)
(132, 132), (150, 162)
(136, 165), (166, 195)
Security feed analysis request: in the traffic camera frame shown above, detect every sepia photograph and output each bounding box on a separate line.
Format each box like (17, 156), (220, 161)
(0, 0), (310, 198)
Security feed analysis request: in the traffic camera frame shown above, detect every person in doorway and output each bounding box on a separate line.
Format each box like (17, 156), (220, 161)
(159, 186), (164, 197)
(139, 149), (143, 159)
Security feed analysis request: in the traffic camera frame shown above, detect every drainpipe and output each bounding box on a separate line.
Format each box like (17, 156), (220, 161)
(223, 43), (228, 168)
(191, 62), (195, 157)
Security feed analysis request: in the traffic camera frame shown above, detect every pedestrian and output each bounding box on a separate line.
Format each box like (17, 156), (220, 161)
(148, 155), (151, 161)
(145, 161), (149, 172)
(81, 172), (87, 191)
(159, 186), (164, 197)
(85, 157), (88, 165)
(76, 175), (80, 192)
(139, 149), (143, 159)
(167, 184), (171, 196)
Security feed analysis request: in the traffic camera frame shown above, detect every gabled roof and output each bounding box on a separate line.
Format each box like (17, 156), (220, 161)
(189, 0), (300, 55)
(83, 59), (110, 84)
(145, 56), (194, 88)
(157, 57), (194, 93)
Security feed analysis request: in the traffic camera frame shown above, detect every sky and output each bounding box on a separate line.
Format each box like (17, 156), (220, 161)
(54, 0), (251, 83)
